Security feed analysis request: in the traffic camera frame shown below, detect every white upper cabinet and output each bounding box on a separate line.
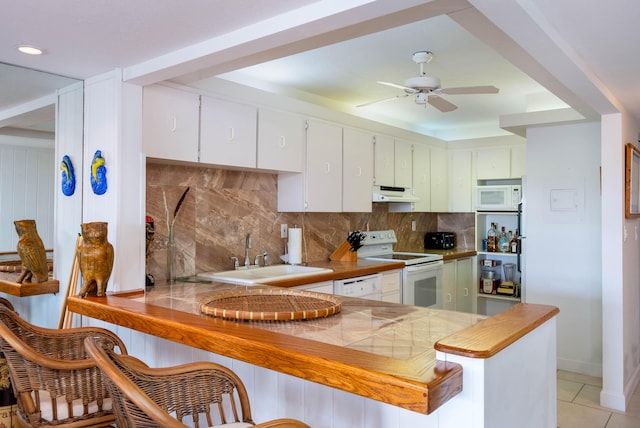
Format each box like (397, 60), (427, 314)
(430, 146), (449, 212)
(450, 150), (473, 212)
(142, 85), (200, 162)
(257, 108), (304, 172)
(394, 139), (413, 188)
(307, 120), (343, 212)
(373, 134), (395, 186)
(278, 120), (343, 212)
(476, 148), (511, 179)
(412, 144), (431, 212)
(373, 135), (413, 188)
(200, 96), (257, 168)
(343, 128), (373, 212)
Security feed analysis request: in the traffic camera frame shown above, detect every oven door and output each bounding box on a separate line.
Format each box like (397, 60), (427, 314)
(402, 261), (443, 308)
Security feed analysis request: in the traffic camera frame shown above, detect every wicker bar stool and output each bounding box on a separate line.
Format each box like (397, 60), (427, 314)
(84, 336), (310, 428)
(0, 305), (127, 427)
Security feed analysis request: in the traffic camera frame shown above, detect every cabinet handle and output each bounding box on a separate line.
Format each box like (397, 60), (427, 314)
(464, 288), (469, 297)
(447, 293), (452, 303)
(324, 162), (331, 173)
(356, 167), (362, 177)
(170, 116), (177, 132)
(279, 136), (286, 148)
(228, 127), (235, 141)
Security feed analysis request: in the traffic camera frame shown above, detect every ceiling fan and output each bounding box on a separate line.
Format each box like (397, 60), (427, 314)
(358, 51), (499, 112)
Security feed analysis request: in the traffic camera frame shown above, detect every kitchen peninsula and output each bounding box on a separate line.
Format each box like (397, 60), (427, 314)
(68, 268), (558, 428)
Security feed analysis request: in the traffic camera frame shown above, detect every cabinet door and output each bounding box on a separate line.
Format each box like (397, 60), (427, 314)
(430, 146), (449, 212)
(200, 96), (257, 168)
(412, 144), (431, 212)
(394, 139), (413, 188)
(142, 85), (199, 162)
(442, 261), (456, 311)
(257, 108), (304, 172)
(294, 280), (334, 294)
(450, 150), (473, 212)
(476, 148), (510, 179)
(510, 145), (526, 178)
(381, 270), (401, 303)
(343, 128), (373, 212)
(455, 257), (474, 313)
(373, 135), (394, 186)
(306, 120), (342, 212)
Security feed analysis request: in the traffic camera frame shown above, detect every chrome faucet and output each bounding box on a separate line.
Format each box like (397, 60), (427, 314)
(254, 251), (269, 267)
(244, 234), (251, 268)
(230, 256), (239, 270)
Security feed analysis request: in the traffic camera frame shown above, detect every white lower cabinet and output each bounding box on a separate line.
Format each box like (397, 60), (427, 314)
(293, 280), (333, 294)
(442, 257), (475, 313)
(381, 269), (401, 303)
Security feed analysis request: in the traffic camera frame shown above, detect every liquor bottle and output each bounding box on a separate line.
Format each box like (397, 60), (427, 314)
(487, 223), (497, 252)
(498, 226), (509, 252)
(510, 230), (519, 253)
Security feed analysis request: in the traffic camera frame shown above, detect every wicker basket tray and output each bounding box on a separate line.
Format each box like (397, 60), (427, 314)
(199, 288), (342, 321)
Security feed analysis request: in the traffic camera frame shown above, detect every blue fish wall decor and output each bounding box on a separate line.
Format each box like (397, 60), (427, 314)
(60, 155), (76, 196)
(90, 150), (108, 195)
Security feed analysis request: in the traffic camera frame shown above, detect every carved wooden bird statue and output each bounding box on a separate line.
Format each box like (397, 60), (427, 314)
(78, 222), (114, 297)
(14, 219), (49, 283)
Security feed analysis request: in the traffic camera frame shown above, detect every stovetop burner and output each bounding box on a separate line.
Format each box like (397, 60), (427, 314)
(355, 230), (443, 265)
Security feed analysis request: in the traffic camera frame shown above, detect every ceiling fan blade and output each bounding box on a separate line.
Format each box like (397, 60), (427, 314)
(377, 81), (419, 94)
(439, 85), (499, 95)
(428, 95), (458, 112)
(357, 94), (409, 108)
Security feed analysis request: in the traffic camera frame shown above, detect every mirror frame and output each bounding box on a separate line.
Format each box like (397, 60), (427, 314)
(625, 143), (640, 218)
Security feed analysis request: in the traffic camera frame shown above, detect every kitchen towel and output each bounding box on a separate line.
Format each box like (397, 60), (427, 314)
(288, 227), (302, 264)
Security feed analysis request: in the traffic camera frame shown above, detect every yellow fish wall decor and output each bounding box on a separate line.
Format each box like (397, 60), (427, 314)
(90, 150), (108, 195)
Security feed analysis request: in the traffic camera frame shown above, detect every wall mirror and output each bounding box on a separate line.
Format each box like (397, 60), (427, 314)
(0, 62), (80, 255)
(625, 143), (640, 218)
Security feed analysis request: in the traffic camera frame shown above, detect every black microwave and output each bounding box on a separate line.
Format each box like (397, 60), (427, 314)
(424, 232), (455, 249)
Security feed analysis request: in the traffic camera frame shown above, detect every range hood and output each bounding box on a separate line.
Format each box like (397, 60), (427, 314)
(372, 185), (419, 203)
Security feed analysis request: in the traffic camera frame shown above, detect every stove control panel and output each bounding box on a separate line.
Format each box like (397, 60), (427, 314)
(359, 230), (397, 246)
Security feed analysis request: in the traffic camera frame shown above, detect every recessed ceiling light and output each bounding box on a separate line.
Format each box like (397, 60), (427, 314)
(18, 45), (43, 55)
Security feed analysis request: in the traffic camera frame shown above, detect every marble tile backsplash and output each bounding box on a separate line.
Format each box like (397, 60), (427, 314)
(146, 162), (475, 281)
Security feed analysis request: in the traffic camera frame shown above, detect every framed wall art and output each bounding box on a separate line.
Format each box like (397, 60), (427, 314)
(625, 143), (640, 218)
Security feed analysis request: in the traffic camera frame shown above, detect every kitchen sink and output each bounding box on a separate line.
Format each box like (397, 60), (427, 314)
(196, 265), (333, 285)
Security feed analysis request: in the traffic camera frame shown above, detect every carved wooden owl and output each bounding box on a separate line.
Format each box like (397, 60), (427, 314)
(14, 219), (49, 283)
(78, 222), (114, 297)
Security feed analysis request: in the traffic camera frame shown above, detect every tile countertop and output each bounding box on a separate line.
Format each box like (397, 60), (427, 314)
(69, 280), (478, 414)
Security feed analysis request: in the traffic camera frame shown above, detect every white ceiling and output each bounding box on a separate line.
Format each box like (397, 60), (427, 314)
(1, 0), (638, 141)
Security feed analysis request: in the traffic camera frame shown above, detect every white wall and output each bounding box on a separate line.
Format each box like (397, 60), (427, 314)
(524, 121), (602, 376)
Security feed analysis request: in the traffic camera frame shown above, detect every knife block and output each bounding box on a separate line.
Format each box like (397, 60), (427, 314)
(329, 240), (358, 262)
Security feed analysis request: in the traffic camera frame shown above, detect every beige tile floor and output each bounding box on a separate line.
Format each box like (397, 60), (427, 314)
(558, 370), (640, 427)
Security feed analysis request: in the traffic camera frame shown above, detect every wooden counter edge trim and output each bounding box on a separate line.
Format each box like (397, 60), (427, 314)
(67, 295), (462, 414)
(434, 303), (559, 358)
(0, 279), (59, 297)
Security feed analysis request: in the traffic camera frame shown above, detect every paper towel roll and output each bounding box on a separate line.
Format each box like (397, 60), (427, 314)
(287, 227), (302, 265)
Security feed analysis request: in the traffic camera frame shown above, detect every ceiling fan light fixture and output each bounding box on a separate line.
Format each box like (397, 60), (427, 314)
(18, 45), (43, 55)
(414, 93), (428, 104)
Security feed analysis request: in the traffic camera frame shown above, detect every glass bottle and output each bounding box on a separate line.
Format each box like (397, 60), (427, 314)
(487, 222), (497, 252)
(510, 230), (519, 253)
(498, 226), (509, 253)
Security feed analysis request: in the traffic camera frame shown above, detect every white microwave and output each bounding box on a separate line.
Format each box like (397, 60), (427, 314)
(476, 185), (521, 211)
